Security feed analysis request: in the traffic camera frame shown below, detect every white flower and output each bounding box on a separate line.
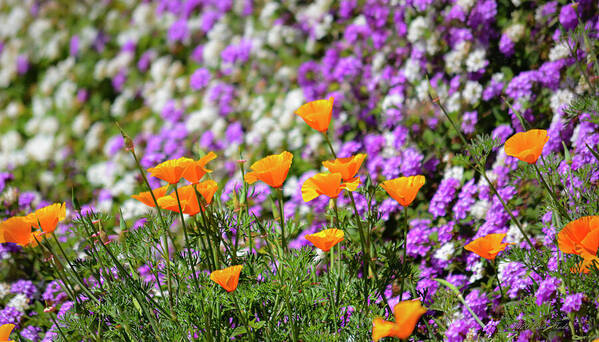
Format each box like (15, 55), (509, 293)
(445, 92), (462, 113)
(434, 242), (455, 261)
(462, 81), (482, 105)
(444, 166), (464, 182)
(465, 49), (487, 73)
(403, 59), (420, 82)
(25, 134), (54, 162)
(457, 0), (475, 10)
(506, 23), (525, 42)
(72, 114), (90, 137)
(549, 89), (574, 115)
(186, 106), (219, 133)
(416, 81), (430, 102)
(506, 223), (525, 244)
(267, 130), (285, 150)
(287, 128), (303, 150)
(1, 131), (22, 152)
(469, 260), (484, 282)
(471, 200), (490, 220)
(0, 283), (10, 298)
(408, 17), (428, 43)
(7, 294), (29, 312)
(549, 42), (570, 61)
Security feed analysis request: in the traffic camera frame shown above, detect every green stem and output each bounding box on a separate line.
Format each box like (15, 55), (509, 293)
(493, 260), (504, 301)
(174, 187), (200, 291)
(399, 207), (409, 301)
(533, 163), (571, 221)
(277, 188), (287, 253)
(233, 295), (254, 341)
(435, 279), (485, 329)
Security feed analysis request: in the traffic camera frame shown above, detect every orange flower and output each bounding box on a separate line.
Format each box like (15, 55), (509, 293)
(301, 173), (360, 202)
(182, 152), (218, 184)
(157, 180), (218, 216)
(322, 153), (367, 182)
(504, 129), (548, 164)
(557, 216), (599, 256)
(464, 233), (512, 261)
(380, 175), (425, 207)
(294, 97), (334, 132)
(244, 151), (293, 188)
(147, 157), (194, 184)
(0, 216), (39, 247)
(305, 228), (344, 252)
(210, 265), (243, 292)
(372, 300), (427, 341)
(156, 196), (189, 214)
(131, 185), (170, 207)
(573, 248), (599, 274)
(0, 323), (15, 342)
(25, 203), (66, 234)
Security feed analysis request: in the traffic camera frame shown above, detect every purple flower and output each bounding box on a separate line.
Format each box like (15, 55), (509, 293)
(21, 325), (42, 341)
(167, 19), (189, 43)
(42, 280), (67, 303)
(453, 179), (477, 220)
(70, 35), (79, 57)
(11, 280), (37, 299)
(461, 111), (478, 134)
(535, 276), (560, 306)
(483, 319), (499, 337)
(559, 5), (578, 30)
(562, 293), (585, 313)
(499, 34), (515, 56)
(0, 306), (23, 326)
(429, 178), (460, 218)
(190, 68), (211, 90)
(16, 55), (29, 74)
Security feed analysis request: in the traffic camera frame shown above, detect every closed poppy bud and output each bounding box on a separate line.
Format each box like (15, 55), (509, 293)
(0, 323), (15, 342)
(372, 300), (427, 341)
(294, 97), (334, 132)
(210, 265), (243, 292)
(25, 203), (66, 234)
(301, 173), (360, 202)
(131, 185), (170, 207)
(557, 216), (599, 256)
(244, 151), (293, 188)
(322, 153), (367, 182)
(0, 216), (33, 246)
(504, 129), (548, 164)
(305, 228), (344, 252)
(380, 175), (425, 207)
(147, 157), (194, 184)
(182, 152), (218, 184)
(464, 233), (513, 261)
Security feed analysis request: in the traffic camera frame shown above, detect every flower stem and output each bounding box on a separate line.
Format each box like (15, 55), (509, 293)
(277, 188), (287, 253)
(174, 187), (200, 291)
(533, 163), (571, 221)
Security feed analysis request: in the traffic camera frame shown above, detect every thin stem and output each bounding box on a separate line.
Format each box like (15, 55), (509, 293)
(493, 260), (504, 301)
(233, 295), (254, 341)
(533, 163), (571, 221)
(323, 133), (337, 158)
(49, 312), (69, 341)
(277, 188), (287, 253)
(174, 187), (201, 291)
(399, 207), (409, 301)
(128, 147), (175, 314)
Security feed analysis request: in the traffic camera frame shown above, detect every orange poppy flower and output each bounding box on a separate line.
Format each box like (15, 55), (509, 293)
(557, 216), (599, 256)
(131, 185), (170, 207)
(380, 175), (425, 207)
(322, 153), (367, 182)
(156, 196), (189, 214)
(294, 97), (334, 132)
(0, 323), (15, 342)
(147, 157), (194, 184)
(372, 300), (427, 341)
(0, 216), (38, 247)
(464, 233), (512, 261)
(301, 173), (360, 202)
(244, 151), (293, 188)
(305, 228), (344, 252)
(573, 248), (599, 274)
(210, 265), (243, 292)
(25, 203), (66, 234)
(504, 129), (548, 164)
(182, 152), (218, 184)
